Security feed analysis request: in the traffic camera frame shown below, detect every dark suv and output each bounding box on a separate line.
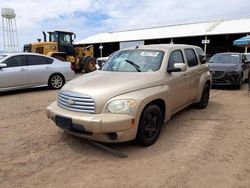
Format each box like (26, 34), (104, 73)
(208, 52), (250, 89)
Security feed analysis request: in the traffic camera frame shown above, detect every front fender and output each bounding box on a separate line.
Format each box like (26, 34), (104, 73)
(104, 85), (170, 136)
(195, 71), (212, 103)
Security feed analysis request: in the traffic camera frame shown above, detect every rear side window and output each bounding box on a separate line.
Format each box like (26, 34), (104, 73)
(168, 50), (184, 69)
(4, 55), (26, 67)
(184, 49), (198, 67)
(27, 55), (53, 66)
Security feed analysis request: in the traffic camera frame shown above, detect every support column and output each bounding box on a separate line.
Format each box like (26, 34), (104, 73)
(204, 36), (208, 55)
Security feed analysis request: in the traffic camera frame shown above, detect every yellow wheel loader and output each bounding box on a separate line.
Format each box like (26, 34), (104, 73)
(23, 31), (96, 73)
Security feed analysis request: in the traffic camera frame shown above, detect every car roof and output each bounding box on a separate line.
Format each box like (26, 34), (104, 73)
(120, 44), (202, 52)
(0, 52), (53, 58)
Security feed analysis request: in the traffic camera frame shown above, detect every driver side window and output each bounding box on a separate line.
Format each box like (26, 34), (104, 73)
(168, 50), (184, 69)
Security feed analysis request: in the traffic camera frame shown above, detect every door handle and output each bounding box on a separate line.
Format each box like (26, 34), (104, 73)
(181, 74), (189, 80)
(20, 68), (26, 71)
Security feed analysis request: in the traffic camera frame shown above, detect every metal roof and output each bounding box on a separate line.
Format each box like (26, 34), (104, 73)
(76, 18), (250, 45)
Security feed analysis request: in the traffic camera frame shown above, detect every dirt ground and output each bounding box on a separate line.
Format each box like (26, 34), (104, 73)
(0, 83), (250, 188)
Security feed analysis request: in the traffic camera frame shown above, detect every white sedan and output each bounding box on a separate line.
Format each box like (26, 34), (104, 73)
(0, 53), (75, 92)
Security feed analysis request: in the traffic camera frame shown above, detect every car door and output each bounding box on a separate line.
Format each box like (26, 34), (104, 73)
(184, 48), (200, 101)
(166, 50), (190, 112)
(27, 55), (53, 85)
(0, 55), (28, 89)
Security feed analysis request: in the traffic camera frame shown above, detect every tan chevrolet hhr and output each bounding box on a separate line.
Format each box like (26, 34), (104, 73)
(47, 44), (212, 146)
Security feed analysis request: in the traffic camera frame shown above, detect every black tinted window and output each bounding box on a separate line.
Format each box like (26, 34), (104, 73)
(27, 55), (53, 65)
(168, 50), (184, 68)
(4, 55), (26, 67)
(184, 49), (198, 67)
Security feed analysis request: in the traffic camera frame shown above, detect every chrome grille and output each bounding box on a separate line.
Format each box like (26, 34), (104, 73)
(58, 91), (95, 113)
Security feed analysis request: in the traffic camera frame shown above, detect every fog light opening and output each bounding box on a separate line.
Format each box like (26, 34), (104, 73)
(108, 132), (118, 140)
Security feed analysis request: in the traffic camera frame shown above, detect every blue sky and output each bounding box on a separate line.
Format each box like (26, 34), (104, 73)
(0, 0), (250, 51)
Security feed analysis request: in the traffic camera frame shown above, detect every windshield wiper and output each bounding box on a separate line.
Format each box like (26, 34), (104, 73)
(125, 59), (141, 72)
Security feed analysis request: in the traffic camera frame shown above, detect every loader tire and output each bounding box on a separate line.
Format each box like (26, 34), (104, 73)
(84, 57), (96, 73)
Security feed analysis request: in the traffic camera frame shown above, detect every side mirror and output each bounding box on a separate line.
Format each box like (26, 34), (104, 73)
(167, 63), (187, 73)
(0, 63), (7, 69)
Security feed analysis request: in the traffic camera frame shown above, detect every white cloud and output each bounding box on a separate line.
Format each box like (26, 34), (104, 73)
(0, 0), (250, 51)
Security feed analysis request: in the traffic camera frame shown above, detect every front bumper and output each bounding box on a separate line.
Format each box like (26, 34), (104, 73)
(46, 101), (137, 143)
(211, 71), (240, 86)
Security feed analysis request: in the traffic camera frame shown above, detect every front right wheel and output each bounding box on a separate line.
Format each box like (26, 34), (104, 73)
(136, 105), (163, 146)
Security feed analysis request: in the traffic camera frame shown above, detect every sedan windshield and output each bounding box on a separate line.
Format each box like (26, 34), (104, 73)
(101, 50), (164, 72)
(209, 54), (240, 64)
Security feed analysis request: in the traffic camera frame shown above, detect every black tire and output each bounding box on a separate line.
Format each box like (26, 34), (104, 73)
(48, 74), (65, 89)
(196, 83), (210, 109)
(136, 105), (163, 146)
(83, 57), (96, 73)
(235, 75), (243, 89)
(54, 56), (66, 62)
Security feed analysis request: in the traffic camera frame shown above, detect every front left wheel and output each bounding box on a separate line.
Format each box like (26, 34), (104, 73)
(48, 74), (65, 89)
(235, 75), (243, 89)
(136, 105), (163, 146)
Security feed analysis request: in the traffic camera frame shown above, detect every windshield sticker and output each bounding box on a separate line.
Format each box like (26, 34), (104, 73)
(141, 51), (159, 57)
(231, 55), (239, 57)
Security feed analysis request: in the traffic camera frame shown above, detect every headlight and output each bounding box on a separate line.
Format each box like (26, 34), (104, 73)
(227, 71), (238, 75)
(106, 99), (137, 114)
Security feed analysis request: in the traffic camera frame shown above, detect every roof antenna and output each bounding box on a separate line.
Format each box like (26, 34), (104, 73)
(135, 45), (139, 49)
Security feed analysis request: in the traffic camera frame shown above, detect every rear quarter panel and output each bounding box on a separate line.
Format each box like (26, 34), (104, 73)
(51, 60), (75, 81)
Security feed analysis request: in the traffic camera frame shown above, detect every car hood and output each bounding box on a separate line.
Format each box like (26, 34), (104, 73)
(208, 63), (240, 71)
(61, 70), (164, 112)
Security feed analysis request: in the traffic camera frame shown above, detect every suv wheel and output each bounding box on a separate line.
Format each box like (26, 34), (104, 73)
(196, 83), (210, 109)
(136, 105), (162, 146)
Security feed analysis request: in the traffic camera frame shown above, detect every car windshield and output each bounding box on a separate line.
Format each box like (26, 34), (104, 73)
(101, 50), (164, 72)
(0, 55), (7, 60)
(209, 54), (240, 64)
